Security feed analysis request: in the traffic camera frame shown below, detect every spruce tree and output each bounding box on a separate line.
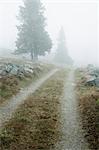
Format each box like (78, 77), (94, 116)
(15, 0), (52, 61)
(55, 27), (73, 65)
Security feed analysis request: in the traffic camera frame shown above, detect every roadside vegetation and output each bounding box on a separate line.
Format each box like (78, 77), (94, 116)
(76, 69), (99, 149)
(0, 70), (67, 150)
(0, 63), (53, 105)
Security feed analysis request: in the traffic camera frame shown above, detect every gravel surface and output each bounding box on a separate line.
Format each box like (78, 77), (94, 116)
(54, 70), (89, 150)
(0, 69), (58, 128)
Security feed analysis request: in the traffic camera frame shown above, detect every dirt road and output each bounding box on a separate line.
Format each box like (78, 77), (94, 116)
(0, 69), (65, 150)
(54, 70), (89, 150)
(0, 69), (89, 150)
(0, 69), (58, 128)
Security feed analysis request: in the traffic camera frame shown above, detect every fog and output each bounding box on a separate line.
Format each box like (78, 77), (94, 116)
(0, 0), (98, 65)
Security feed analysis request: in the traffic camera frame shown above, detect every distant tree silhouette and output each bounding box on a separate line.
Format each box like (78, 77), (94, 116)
(55, 27), (73, 65)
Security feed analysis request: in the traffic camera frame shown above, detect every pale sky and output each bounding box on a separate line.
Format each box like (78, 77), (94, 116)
(0, 0), (98, 65)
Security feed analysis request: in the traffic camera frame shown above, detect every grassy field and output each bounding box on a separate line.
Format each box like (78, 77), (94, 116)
(75, 70), (99, 150)
(0, 70), (67, 150)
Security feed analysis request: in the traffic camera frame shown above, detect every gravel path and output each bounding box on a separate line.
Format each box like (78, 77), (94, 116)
(0, 69), (58, 128)
(54, 70), (89, 150)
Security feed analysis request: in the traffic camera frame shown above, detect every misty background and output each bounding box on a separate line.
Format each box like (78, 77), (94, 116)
(0, 0), (98, 66)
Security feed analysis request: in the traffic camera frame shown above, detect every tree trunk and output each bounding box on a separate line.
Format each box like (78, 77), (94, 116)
(30, 51), (34, 61)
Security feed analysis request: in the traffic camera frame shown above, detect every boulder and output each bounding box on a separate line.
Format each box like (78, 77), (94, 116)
(95, 78), (99, 87)
(0, 62), (43, 79)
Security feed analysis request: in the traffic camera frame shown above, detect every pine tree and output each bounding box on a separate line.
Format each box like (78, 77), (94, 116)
(15, 0), (52, 61)
(55, 27), (73, 65)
